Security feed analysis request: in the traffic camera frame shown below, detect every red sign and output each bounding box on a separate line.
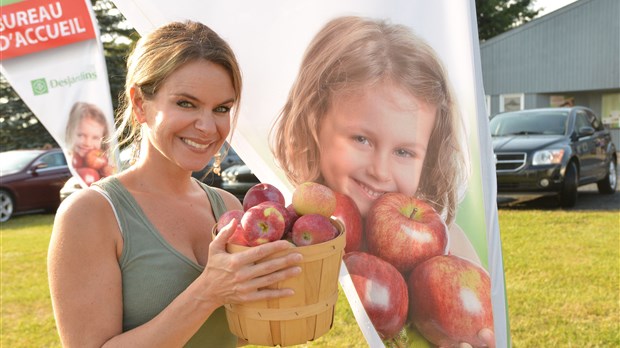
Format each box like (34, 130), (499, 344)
(0, 0), (96, 60)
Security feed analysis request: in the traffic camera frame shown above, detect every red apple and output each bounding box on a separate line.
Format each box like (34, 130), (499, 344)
(366, 193), (448, 273)
(217, 210), (248, 246)
(408, 255), (493, 347)
(99, 164), (115, 178)
(291, 181), (336, 218)
(242, 183), (285, 211)
(291, 214), (337, 246)
(333, 192), (363, 253)
(343, 252), (409, 339)
(71, 154), (84, 169)
(77, 167), (100, 186)
(240, 204), (286, 246)
(84, 149), (108, 170)
(285, 203), (300, 234)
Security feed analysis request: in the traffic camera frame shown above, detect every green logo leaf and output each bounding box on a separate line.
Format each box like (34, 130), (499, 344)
(31, 79), (48, 96)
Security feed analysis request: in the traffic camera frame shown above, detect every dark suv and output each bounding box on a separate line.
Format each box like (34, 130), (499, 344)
(490, 107), (617, 207)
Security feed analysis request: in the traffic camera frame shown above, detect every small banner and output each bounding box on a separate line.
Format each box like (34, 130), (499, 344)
(110, 0), (509, 346)
(1, 0), (118, 187)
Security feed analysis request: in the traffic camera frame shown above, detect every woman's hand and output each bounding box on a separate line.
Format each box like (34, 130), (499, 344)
(200, 219), (303, 307)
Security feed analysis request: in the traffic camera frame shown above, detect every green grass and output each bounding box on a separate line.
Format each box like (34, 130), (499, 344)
(1, 210), (619, 347)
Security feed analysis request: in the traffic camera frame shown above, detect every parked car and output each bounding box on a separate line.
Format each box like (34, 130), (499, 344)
(0, 148), (72, 222)
(221, 164), (261, 201)
(490, 106), (617, 207)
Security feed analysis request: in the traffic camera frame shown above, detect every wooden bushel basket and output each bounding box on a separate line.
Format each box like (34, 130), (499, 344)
(215, 219), (345, 347)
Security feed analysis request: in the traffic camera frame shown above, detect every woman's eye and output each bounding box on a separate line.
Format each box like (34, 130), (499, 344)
(214, 105), (231, 114)
(353, 135), (369, 145)
(395, 148), (415, 158)
(177, 100), (194, 108)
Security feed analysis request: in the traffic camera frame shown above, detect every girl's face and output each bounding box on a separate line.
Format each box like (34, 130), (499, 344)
(74, 117), (105, 157)
(137, 60), (235, 173)
(317, 82), (436, 216)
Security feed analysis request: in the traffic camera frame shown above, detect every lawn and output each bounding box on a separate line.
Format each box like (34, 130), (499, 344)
(1, 209), (618, 347)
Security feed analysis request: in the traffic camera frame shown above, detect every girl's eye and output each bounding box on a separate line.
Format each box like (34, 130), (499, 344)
(395, 148), (415, 158)
(214, 105), (231, 114)
(177, 100), (194, 108)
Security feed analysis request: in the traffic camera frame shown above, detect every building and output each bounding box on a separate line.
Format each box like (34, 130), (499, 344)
(480, 0), (620, 144)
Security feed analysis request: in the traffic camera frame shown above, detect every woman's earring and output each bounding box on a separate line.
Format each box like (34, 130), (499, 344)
(213, 152), (222, 176)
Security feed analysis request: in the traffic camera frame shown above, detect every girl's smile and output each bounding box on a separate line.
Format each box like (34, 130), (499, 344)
(317, 81), (436, 216)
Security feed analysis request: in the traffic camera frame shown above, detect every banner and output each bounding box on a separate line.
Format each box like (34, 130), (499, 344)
(1, 0), (117, 187)
(111, 1), (509, 346)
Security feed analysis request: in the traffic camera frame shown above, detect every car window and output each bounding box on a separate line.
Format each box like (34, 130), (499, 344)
(39, 153), (67, 168)
(575, 112), (591, 132)
(0, 151), (41, 175)
(585, 110), (604, 131)
(489, 111), (567, 136)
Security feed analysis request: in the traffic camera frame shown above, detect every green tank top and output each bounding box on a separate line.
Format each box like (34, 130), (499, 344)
(93, 177), (237, 348)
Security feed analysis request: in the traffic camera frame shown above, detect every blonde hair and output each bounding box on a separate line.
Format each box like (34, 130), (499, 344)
(271, 16), (467, 224)
(115, 20), (242, 163)
(65, 101), (110, 152)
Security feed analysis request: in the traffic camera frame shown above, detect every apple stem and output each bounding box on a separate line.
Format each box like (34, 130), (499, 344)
(410, 208), (418, 219)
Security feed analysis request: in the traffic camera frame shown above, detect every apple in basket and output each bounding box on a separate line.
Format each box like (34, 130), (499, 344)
(240, 203), (286, 246)
(408, 255), (493, 347)
(217, 210), (248, 246)
(366, 193), (448, 273)
(242, 183), (285, 211)
(291, 214), (338, 246)
(291, 181), (337, 218)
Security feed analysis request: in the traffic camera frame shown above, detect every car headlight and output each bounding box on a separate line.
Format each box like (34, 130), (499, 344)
(532, 149), (564, 165)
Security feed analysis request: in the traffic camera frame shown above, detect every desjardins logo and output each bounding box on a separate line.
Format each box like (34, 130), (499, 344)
(31, 78), (48, 95)
(30, 71), (98, 96)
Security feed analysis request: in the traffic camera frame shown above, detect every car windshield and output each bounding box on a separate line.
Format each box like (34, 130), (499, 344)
(0, 151), (42, 175)
(489, 110), (568, 136)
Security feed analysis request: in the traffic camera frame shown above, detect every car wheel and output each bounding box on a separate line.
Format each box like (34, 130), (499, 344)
(0, 190), (15, 223)
(597, 158), (617, 194)
(559, 161), (578, 208)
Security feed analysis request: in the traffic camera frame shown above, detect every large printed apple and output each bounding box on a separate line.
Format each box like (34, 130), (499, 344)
(343, 251), (409, 339)
(332, 192), (363, 253)
(84, 149), (108, 170)
(408, 255), (493, 347)
(366, 193), (448, 273)
(77, 167), (100, 186)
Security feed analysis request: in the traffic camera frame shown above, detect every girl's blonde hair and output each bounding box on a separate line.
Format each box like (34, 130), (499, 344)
(271, 16), (467, 224)
(115, 20), (242, 163)
(65, 101), (110, 152)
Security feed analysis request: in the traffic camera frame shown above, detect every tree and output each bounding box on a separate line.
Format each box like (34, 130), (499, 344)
(0, 0), (137, 151)
(476, 0), (541, 41)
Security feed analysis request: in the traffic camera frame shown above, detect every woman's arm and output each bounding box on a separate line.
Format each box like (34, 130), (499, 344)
(49, 187), (302, 348)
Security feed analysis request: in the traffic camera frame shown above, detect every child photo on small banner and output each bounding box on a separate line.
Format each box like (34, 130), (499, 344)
(1, 0), (118, 187)
(110, 0), (509, 346)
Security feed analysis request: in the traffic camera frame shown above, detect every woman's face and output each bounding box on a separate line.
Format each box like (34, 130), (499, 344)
(73, 117), (105, 157)
(139, 59), (235, 172)
(317, 82), (436, 216)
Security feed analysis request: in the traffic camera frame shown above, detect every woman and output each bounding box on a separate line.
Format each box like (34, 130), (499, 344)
(48, 20), (302, 347)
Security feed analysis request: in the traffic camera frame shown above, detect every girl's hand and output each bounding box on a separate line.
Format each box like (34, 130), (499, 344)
(201, 219), (303, 306)
(453, 328), (495, 348)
